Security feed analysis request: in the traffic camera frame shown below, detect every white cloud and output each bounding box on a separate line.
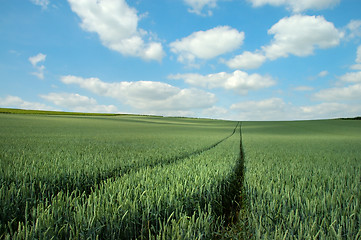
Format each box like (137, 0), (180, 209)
(157, 88), (216, 111)
(201, 106), (229, 119)
(318, 70), (329, 77)
(227, 98), (361, 121)
(170, 26), (244, 65)
(30, 0), (49, 9)
(247, 0), (340, 12)
(40, 92), (117, 113)
(231, 97), (285, 111)
(293, 86), (314, 91)
(227, 97), (360, 121)
(356, 45), (361, 63)
(67, 0), (164, 61)
(349, 45), (361, 70)
(301, 102), (344, 114)
(263, 15), (342, 60)
(300, 102), (361, 119)
(338, 71), (361, 83)
(31, 65), (45, 80)
(29, 53), (46, 66)
(230, 98), (294, 121)
(350, 64), (361, 70)
(224, 15), (342, 70)
(345, 20), (361, 40)
(183, 0), (217, 16)
(29, 53), (46, 79)
(310, 70), (361, 117)
(169, 70), (275, 94)
(225, 51), (266, 70)
(0, 95), (54, 110)
(60, 75), (216, 112)
(313, 83), (361, 101)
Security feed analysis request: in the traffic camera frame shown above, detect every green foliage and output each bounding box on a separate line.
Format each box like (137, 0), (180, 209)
(242, 120), (361, 239)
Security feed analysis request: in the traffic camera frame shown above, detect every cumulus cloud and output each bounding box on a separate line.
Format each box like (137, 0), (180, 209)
(351, 64), (361, 70)
(247, 0), (340, 12)
(227, 98), (361, 121)
(263, 15), (342, 60)
(30, 0), (49, 9)
(40, 92), (117, 113)
(170, 26), (244, 66)
(313, 83), (361, 101)
(226, 96), (360, 121)
(350, 45), (361, 70)
(301, 102), (345, 115)
(356, 45), (361, 63)
(303, 69), (361, 118)
(223, 15), (342, 70)
(60, 75), (216, 112)
(225, 51), (266, 70)
(229, 98), (294, 121)
(67, 0), (164, 61)
(183, 0), (218, 16)
(311, 70), (361, 116)
(29, 53), (46, 79)
(201, 106), (229, 119)
(231, 97), (285, 111)
(348, 45), (361, 69)
(29, 53), (46, 66)
(345, 20), (361, 40)
(338, 71), (361, 83)
(169, 70), (275, 95)
(0, 95), (54, 110)
(300, 102), (361, 119)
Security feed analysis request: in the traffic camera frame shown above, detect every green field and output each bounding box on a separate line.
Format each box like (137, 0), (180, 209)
(241, 120), (361, 239)
(0, 109), (360, 239)
(0, 110), (242, 239)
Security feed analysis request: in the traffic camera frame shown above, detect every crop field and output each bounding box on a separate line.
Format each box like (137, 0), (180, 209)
(0, 111), (242, 239)
(1, 109), (360, 239)
(241, 120), (361, 239)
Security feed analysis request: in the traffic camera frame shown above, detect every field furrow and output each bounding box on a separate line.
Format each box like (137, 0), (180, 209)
(0, 113), (241, 239)
(13, 130), (240, 239)
(3, 110), (359, 239)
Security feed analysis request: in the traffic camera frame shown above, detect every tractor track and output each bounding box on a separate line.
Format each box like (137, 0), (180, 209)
(1, 122), (240, 237)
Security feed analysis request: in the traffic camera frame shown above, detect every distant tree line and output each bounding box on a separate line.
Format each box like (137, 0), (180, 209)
(339, 116), (361, 120)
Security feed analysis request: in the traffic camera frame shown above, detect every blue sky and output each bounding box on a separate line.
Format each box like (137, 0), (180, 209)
(1, 0), (361, 120)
